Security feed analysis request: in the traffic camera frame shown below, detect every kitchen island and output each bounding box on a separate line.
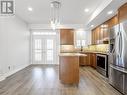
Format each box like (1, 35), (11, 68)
(59, 53), (87, 85)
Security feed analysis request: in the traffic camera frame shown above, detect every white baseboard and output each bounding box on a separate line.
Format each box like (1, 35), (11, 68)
(0, 64), (30, 81)
(0, 75), (6, 81)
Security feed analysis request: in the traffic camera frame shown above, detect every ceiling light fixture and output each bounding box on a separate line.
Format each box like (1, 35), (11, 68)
(28, 7), (33, 11)
(84, 8), (89, 12)
(50, 1), (61, 30)
(91, 25), (94, 27)
(107, 11), (113, 15)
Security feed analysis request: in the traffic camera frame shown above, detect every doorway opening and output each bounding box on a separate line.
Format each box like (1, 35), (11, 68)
(31, 30), (59, 65)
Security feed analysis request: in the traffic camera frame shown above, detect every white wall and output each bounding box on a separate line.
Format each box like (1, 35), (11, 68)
(0, 16), (30, 81)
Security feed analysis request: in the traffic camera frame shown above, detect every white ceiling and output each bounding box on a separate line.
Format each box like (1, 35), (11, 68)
(15, 0), (127, 30)
(15, 0), (104, 25)
(87, 0), (127, 30)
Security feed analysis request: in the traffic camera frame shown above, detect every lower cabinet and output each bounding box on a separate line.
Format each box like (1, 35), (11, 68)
(124, 74), (127, 94)
(109, 67), (125, 94)
(89, 53), (96, 68)
(79, 55), (89, 66)
(59, 56), (79, 84)
(79, 53), (96, 68)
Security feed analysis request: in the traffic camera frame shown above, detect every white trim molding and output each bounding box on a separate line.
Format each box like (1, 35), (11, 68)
(0, 64), (29, 81)
(88, 0), (112, 24)
(0, 74), (6, 81)
(29, 24), (85, 30)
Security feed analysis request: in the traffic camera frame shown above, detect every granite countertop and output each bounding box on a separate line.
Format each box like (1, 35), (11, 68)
(79, 51), (109, 55)
(59, 53), (87, 57)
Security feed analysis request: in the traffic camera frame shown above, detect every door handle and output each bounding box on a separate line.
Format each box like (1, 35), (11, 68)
(119, 32), (122, 58)
(112, 33), (119, 55)
(118, 32), (120, 55)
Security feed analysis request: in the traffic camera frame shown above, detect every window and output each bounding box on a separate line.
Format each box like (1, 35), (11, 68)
(35, 53), (41, 61)
(81, 40), (86, 46)
(47, 39), (54, 62)
(35, 39), (41, 49)
(76, 40), (81, 47)
(33, 32), (56, 35)
(34, 39), (42, 61)
(47, 40), (53, 49)
(76, 40), (86, 47)
(75, 30), (86, 47)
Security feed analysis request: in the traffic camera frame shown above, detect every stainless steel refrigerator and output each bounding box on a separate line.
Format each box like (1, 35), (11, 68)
(109, 21), (127, 94)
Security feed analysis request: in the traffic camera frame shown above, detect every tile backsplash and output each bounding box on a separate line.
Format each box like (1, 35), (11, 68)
(60, 44), (109, 53)
(83, 44), (109, 53)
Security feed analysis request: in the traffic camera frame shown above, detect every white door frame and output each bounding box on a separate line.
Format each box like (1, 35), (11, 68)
(30, 29), (60, 65)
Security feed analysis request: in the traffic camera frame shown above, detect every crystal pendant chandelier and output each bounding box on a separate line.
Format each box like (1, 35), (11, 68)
(50, 1), (61, 30)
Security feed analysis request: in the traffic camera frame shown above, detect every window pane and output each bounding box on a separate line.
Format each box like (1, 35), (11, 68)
(33, 32), (56, 35)
(81, 40), (86, 46)
(76, 40), (81, 47)
(35, 39), (41, 49)
(35, 53), (41, 61)
(35, 50), (42, 53)
(47, 40), (53, 49)
(47, 50), (53, 61)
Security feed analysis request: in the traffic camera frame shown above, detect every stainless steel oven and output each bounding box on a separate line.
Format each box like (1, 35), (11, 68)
(96, 54), (108, 77)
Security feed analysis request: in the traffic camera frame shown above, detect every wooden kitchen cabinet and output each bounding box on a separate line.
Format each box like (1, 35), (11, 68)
(102, 16), (118, 39)
(79, 53), (97, 68)
(59, 56), (79, 84)
(91, 15), (118, 45)
(92, 28), (98, 45)
(89, 53), (96, 68)
(102, 22), (109, 40)
(103, 16), (118, 39)
(96, 27), (101, 44)
(60, 29), (74, 45)
(92, 26), (101, 44)
(108, 16), (118, 28)
(92, 29), (95, 45)
(118, 3), (127, 22)
(79, 54), (89, 66)
(91, 3), (127, 45)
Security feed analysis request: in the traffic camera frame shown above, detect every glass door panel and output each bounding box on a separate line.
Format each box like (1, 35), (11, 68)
(32, 34), (57, 64)
(46, 39), (54, 64)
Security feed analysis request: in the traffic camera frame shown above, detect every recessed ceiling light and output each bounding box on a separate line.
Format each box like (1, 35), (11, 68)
(84, 8), (89, 12)
(91, 25), (94, 27)
(28, 7), (33, 11)
(107, 11), (113, 15)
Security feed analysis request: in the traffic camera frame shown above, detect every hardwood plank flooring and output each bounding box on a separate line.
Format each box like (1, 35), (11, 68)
(0, 65), (122, 95)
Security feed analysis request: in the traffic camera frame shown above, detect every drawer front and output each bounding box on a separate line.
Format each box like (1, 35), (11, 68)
(124, 74), (127, 94)
(109, 67), (124, 93)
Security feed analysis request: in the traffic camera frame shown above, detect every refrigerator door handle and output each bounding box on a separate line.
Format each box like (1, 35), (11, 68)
(119, 32), (122, 58)
(118, 32), (120, 56)
(112, 33), (119, 54)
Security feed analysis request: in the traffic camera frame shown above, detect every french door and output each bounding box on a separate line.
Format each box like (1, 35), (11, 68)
(32, 32), (58, 64)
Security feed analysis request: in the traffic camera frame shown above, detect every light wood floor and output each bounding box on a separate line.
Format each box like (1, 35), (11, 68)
(0, 65), (122, 95)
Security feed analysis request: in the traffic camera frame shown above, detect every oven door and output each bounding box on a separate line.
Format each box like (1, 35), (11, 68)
(96, 54), (108, 77)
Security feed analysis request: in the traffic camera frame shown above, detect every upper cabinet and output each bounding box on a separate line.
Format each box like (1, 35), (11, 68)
(92, 29), (95, 44)
(91, 3), (127, 45)
(60, 29), (74, 45)
(91, 15), (118, 45)
(108, 16), (118, 28)
(118, 3), (127, 22)
(92, 27), (100, 44)
(92, 26), (104, 45)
